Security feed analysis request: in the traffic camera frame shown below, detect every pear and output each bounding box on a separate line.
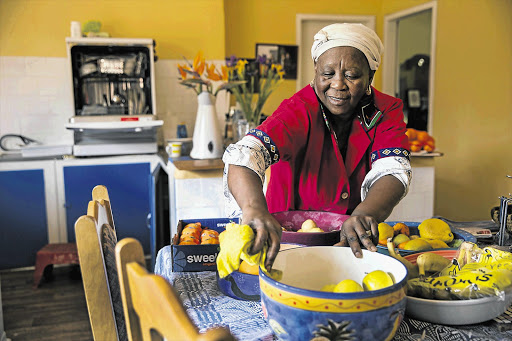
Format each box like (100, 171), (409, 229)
(392, 233), (410, 247)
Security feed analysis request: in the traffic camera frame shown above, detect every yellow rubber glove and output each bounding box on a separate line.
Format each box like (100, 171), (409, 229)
(217, 223), (264, 278)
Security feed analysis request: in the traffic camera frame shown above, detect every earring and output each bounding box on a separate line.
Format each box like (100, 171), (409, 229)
(366, 85), (372, 95)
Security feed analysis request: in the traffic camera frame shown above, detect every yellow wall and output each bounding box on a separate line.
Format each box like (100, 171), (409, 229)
(381, 0), (512, 220)
(431, 0), (512, 220)
(224, 0), (382, 114)
(0, 0), (226, 59)
(2, 0), (511, 221)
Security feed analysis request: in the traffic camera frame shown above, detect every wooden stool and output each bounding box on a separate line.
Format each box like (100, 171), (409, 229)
(33, 243), (79, 289)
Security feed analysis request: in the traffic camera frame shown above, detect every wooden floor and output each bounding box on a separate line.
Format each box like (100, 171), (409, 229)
(1, 265), (93, 341)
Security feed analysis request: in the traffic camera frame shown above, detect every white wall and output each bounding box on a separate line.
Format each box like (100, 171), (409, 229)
(0, 56), (229, 147)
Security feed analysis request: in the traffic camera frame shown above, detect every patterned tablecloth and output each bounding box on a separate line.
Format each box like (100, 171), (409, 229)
(154, 246), (512, 341)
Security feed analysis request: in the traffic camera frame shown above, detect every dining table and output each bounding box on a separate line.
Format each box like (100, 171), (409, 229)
(154, 245), (512, 341)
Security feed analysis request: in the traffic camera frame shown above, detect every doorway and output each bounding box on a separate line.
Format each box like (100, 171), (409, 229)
(296, 14), (376, 92)
(382, 1), (437, 133)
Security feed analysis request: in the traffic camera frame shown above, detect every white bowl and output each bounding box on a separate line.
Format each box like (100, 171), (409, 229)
(404, 250), (512, 325)
(406, 292), (512, 325)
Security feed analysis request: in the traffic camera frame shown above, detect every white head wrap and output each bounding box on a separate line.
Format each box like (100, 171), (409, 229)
(311, 23), (384, 71)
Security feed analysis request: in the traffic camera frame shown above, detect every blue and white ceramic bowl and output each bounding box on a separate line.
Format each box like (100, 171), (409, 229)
(259, 246), (408, 341)
(217, 243), (304, 301)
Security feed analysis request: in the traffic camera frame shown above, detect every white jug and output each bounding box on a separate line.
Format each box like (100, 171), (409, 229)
(190, 92), (224, 159)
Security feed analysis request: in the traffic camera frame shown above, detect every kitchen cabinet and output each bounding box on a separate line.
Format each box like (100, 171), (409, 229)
(0, 154), (168, 270)
(167, 158), (225, 238)
(0, 165), (50, 269)
(387, 154), (440, 222)
(62, 162), (152, 251)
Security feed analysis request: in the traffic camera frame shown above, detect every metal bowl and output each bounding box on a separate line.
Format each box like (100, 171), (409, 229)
(404, 250), (512, 325)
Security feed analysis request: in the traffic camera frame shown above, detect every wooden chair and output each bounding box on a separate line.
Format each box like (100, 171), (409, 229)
(75, 185), (128, 341)
(115, 238), (235, 341)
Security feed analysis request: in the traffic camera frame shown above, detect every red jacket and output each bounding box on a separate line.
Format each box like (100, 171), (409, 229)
(250, 85), (409, 214)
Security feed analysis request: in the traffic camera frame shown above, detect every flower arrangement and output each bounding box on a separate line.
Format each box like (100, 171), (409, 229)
(227, 55), (285, 126)
(177, 51), (244, 97)
(177, 51), (285, 126)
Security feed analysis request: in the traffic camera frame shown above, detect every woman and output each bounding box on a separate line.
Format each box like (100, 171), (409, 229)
(222, 23), (411, 271)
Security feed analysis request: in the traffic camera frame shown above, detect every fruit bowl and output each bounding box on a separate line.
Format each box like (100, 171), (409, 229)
(216, 243), (303, 301)
(259, 246), (408, 341)
(272, 210), (350, 246)
(376, 221), (476, 256)
(403, 250), (512, 325)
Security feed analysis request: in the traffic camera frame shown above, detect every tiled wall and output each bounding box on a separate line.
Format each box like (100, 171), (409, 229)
(0, 56), (230, 147)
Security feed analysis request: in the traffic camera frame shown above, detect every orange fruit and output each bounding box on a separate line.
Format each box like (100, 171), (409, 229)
(409, 140), (423, 152)
(415, 130), (430, 144)
(201, 229), (219, 239)
(200, 237), (219, 245)
(181, 227), (201, 240)
(405, 128), (418, 142)
(179, 236), (200, 245)
(393, 223), (410, 236)
(397, 241), (410, 249)
(378, 239), (388, 246)
(239, 260), (259, 275)
(424, 144), (435, 152)
(424, 136), (435, 152)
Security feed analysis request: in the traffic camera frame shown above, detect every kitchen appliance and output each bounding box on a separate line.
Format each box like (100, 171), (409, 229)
(65, 37), (163, 156)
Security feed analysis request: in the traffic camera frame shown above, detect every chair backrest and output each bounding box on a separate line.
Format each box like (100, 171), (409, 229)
(75, 185), (127, 341)
(115, 238), (235, 341)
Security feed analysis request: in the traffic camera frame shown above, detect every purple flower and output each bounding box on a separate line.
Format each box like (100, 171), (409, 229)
(226, 55), (237, 67)
(256, 55), (267, 65)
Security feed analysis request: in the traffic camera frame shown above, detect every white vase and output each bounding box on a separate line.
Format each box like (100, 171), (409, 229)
(190, 92), (224, 159)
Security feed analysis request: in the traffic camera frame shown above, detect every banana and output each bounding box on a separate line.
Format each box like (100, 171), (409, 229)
(386, 238), (419, 279)
(416, 252), (451, 277)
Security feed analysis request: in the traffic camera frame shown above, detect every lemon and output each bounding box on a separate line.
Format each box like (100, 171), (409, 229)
(424, 239), (450, 249)
(378, 222), (394, 241)
(238, 260), (259, 275)
(298, 227), (324, 233)
(301, 219), (318, 231)
(362, 270), (395, 291)
(321, 284), (336, 292)
(401, 238), (433, 251)
(333, 279), (364, 293)
(418, 218), (454, 243)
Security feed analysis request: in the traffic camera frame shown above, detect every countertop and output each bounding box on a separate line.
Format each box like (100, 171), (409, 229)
(168, 157), (224, 171)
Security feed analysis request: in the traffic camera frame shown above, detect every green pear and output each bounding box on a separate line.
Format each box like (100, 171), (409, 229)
(392, 233), (410, 247)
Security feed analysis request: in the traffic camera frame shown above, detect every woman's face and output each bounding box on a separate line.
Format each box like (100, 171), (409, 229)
(313, 46), (372, 117)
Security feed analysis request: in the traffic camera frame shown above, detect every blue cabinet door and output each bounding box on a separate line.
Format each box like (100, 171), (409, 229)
(0, 169), (48, 269)
(63, 163), (152, 253)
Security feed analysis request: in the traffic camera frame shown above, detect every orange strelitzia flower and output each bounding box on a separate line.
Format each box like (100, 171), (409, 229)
(177, 64), (189, 80)
(192, 51), (205, 76)
(220, 65), (229, 82)
(206, 63), (221, 81)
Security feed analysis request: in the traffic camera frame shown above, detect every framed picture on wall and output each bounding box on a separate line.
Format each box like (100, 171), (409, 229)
(255, 43), (280, 64)
(255, 43), (298, 79)
(407, 89), (421, 108)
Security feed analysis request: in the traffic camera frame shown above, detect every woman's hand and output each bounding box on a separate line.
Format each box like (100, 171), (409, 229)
(241, 207), (282, 272)
(335, 215), (378, 258)
(227, 165), (282, 271)
(335, 175), (406, 257)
